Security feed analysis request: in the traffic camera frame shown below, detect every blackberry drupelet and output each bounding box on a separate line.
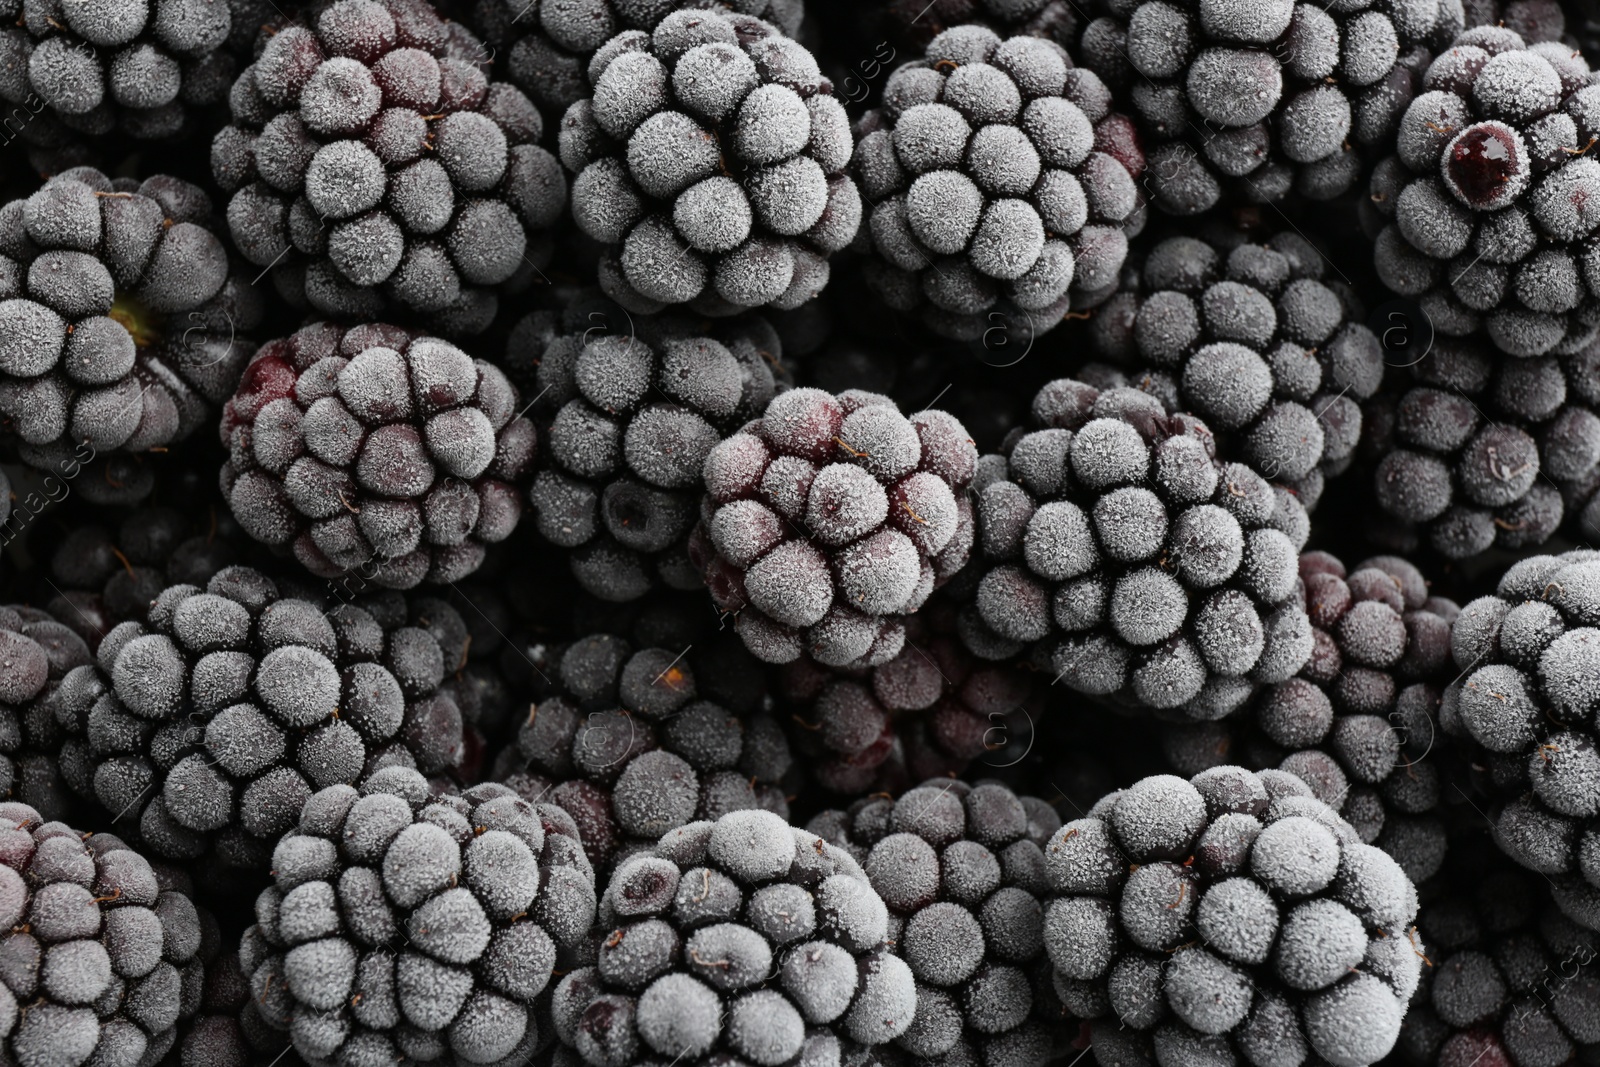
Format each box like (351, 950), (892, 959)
(558, 7), (861, 312)
(807, 779), (1066, 1066)
(691, 386), (979, 668)
(1042, 768), (1425, 1067)
(553, 808), (917, 1066)
(0, 167), (262, 474)
(1077, 0), (1452, 214)
(967, 376), (1313, 715)
(854, 25), (1143, 339)
(219, 321), (536, 588)
(1088, 232), (1384, 505)
(211, 0), (566, 335)
(243, 769), (598, 1066)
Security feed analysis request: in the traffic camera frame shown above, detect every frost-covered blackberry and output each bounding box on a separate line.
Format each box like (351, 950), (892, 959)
(0, 168), (262, 474)
(1164, 551), (1459, 882)
(854, 25), (1143, 339)
(0, 605), (100, 825)
(218, 321), (535, 588)
(1368, 27), (1600, 358)
(0, 802), (205, 1067)
(48, 565), (470, 877)
(1043, 768), (1425, 1067)
(807, 779), (1065, 1065)
(558, 7), (861, 312)
(1089, 232), (1383, 505)
(244, 770), (598, 1066)
(553, 808), (916, 1066)
(1079, 0), (1452, 214)
(210, 0), (566, 335)
(690, 387), (979, 667)
(879, 0), (1080, 50)
(967, 377), (1313, 715)
(490, 632), (793, 873)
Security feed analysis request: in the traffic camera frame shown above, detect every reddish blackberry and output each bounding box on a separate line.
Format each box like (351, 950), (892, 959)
(854, 25), (1143, 339)
(490, 633), (793, 873)
(0, 168), (262, 474)
(243, 770), (598, 1065)
(218, 321), (536, 589)
(553, 808), (916, 1066)
(1077, 0), (1451, 215)
(967, 377), (1313, 715)
(210, 0), (566, 335)
(558, 8), (861, 312)
(691, 387), (979, 668)
(1043, 768), (1425, 1067)
(1369, 27), (1600, 358)
(807, 779), (1066, 1065)
(1088, 231), (1384, 506)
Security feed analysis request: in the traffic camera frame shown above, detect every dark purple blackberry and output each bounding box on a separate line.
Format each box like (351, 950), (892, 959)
(0, 603), (100, 824)
(552, 808), (916, 1066)
(243, 769), (598, 1065)
(1358, 331), (1599, 559)
(0, 802), (206, 1067)
(854, 25), (1144, 339)
(879, 0), (1081, 50)
(47, 565), (470, 878)
(1369, 27), (1600, 359)
(1462, 0), (1568, 41)
(1164, 550), (1459, 882)
(691, 386), (979, 668)
(558, 8), (860, 313)
(968, 376), (1313, 715)
(807, 779), (1065, 1064)
(178, 946), (290, 1067)
(1089, 232), (1384, 505)
(218, 321), (536, 588)
(0, 168), (262, 474)
(489, 633), (793, 873)
(210, 0), (566, 335)
(1043, 768), (1425, 1067)
(1077, 0), (1452, 215)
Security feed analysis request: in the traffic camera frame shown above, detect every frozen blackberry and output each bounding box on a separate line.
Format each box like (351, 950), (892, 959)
(879, 0), (1080, 50)
(0, 168), (262, 474)
(243, 769), (598, 1065)
(490, 632), (793, 873)
(0, 802), (205, 1067)
(179, 945), (291, 1067)
(0, 604), (99, 824)
(558, 7), (860, 312)
(1078, 0), (1450, 214)
(218, 321), (536, 588)
(690, 387), (979, 667)
(1043, 768), (1425, 1067)
(1089, 232), (1383, 504)
(554, 808), (916, 1066)
(48, 564), (470, 877)
(808, 779), (1065, 1065)
(967, 376), (1313, 715)
(210, 0), (566, 335)
(1369, 27), (1600, 358)
(854, 25), (1143, 339)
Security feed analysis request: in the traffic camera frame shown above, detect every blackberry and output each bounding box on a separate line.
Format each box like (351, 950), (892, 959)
(879, 0), (1080, 51)
(48, 564), (470, 878)
(0, 802), (206, 1067)
(0, 168), (262, 474)
(210, 0), (566, 335)
(553, 808), (917, 1065)
(1077, 0), (1450, 214)
(179, 946), (291, 1067)
(558, 7), (861, 312)
(218, 321), (536, 588)
(1369, 27), (1600, 359)
(1088, 231), (1384, 504)
(243, 769), (598, 1065)
(490, 632), (793, 873)
(807, 779), (1066, 1065)
(691, 387), (979, 668)
(0, 603), (99, 824)
(1163, 551), (1459, 882)
(967, 376), (1313, 715)
(854, 25), (1143, 339)
(1042, 768), (1425, 1067)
